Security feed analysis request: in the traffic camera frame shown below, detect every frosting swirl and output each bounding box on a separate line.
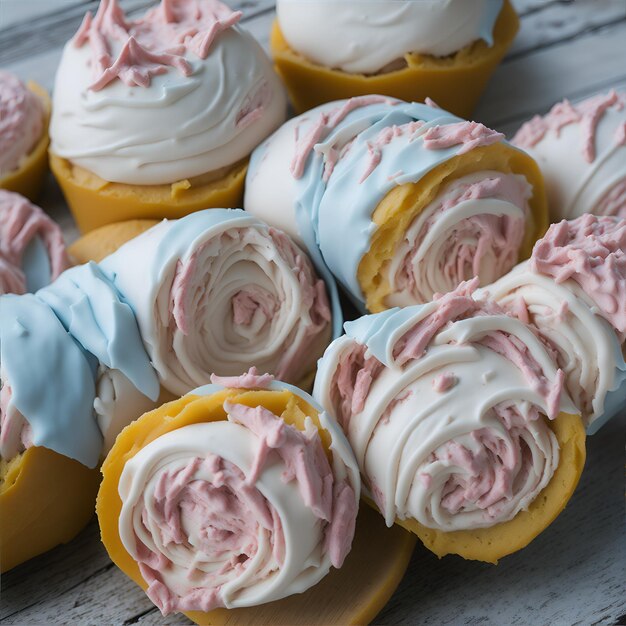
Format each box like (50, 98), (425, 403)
(50, 0), (287, 185)
(0, 71), (45, 177)
(116, 380), (359, 614)
(276, 0), (503, 75)
(314, 281), (577, 533)
(0, 190), (70, 295)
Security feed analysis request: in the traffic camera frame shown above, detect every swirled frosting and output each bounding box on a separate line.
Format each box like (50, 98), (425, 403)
(513, 89), (626, 220)
(0, 263), (159, 466)
(0, 190), (70, 295)
(50, 0), (287, 185)
(314, 281), (577, 532)
(100, 209), (337, 395)
(245, 97), (532, 310)
(0, 71), (45, 177)
(276, 0), (503, 74)
(117, 379), (359, 613)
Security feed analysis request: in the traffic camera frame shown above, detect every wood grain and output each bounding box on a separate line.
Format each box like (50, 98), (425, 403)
(1, 1), (625, 624)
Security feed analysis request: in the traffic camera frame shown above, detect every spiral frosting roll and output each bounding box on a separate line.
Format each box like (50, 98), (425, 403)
(97, 375), (360, 619)
(0, 190), (71, 295)
(269, 1), (519, 117)
(49, 0), (287, 231)
(313, 281), (586, 563)
(245, 97), (547, 313)
(99, 209), (337, 395)
(513, 90), (626, 220)
(0, 263), (159, 570)
(484, 215), (626, 434)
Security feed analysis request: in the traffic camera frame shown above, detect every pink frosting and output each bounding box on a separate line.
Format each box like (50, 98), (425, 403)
(0, 381), (33, 459)
(595, 178), (626, 218)
(531, 214), (626, 338)
(0, 70), (45, 176)
(513, 90), (625, 163)
(432, 372), (457, 393)
(0, 190), (70, 295)
(209, 367), (274, 389)
(135, 400), (357, 614)
(167, 226), (331, 384)
(73, 0), (241, 91)
(421, 121), (504, 155)
(394, 174), (530, 303)
(290, 95), (397, 178)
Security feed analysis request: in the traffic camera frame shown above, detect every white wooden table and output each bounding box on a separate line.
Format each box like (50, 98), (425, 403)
(1, 1), (625, 624)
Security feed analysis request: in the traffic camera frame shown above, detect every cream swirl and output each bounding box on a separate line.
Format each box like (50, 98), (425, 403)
(117, 387), (359, 614)
(0, 71), (45, 177)
(314, 282), (576, 533)
(50, 0), (287, 185)
(0, 190), (70, 295)
(100, 210), (332, 395)
(386, 171), (531, 307)
(276, 0), (503, 75)
(513, 90), (626, 220)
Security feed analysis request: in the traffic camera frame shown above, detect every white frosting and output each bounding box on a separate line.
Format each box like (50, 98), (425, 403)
(482, 261), (626, 428)
(314, 312), (577, 532)
(276, 0), (501, 74)
(50, 26), (287, 185)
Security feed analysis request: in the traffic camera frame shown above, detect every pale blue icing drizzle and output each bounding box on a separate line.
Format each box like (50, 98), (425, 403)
(21, 236), (52, 293)
(0, 294), (101, 467)
(37, 262), (160, 402)
(479, 0), (505, 46)
(101, 208), (343, 339)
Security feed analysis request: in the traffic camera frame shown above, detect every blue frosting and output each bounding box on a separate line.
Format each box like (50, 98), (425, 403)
(479, 0), (505, 47)
(0, 294), (101, 467)
(37, 262), (159, 402)
(101, 208), (343, 339)
(21, 236), (52, 293)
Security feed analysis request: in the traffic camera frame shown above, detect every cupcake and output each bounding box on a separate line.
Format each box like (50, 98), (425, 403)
(0, 190), (70, 295)
(49, 0), (287, 233)
(245, 97), (547, 313)
(0, 70), (50, 200)
(513, 89), (626, 220)
(270, 0), (518, 117)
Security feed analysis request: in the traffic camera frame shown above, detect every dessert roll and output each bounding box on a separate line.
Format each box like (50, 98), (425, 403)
(49, 0), (287, 232)
(0, 70), (50, 200)
(97, 373), (360, 621)
(246, 97), (548, 313)
(313, 281), (586, 563)
(0, 264), (159, 571)
(270, 0), (518, 117)
(0, 190), (70, 295)
(484, 215), (626, 433)
(513, 90), (626, 220)
(98, 209), (338, 394)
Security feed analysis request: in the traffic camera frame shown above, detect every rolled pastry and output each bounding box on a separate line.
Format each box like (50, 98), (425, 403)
(97, 373), (360, 621)
(484, 214), (626, 433)
(270, 1), (519, 118)
(245, 97), (548, 313)
(0, 190), (70, 295)
(98, 209), (338, 394)
(313, 280), (586, 563)
(0, 263), (159, 571)
(513, 89), (626, 220)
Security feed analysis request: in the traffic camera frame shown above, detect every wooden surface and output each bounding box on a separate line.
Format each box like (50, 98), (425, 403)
(1, 0), (626, 624)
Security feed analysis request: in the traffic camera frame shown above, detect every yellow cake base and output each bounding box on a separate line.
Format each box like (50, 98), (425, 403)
(270, 0), (519, 118)
(0, 82), (50, 201)
(50, 153), (248, 234)
(0, 447), (100, 573)
(381, 411), (586, 564)
(358, 142), (549, 313)
(98, 390), (417, 625)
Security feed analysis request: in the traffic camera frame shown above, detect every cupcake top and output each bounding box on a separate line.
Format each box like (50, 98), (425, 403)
(513, 90), (626, 220)
(276, 0), (504, 74)
(0, 71), (45, 177)
(50, 0), (287, 185)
